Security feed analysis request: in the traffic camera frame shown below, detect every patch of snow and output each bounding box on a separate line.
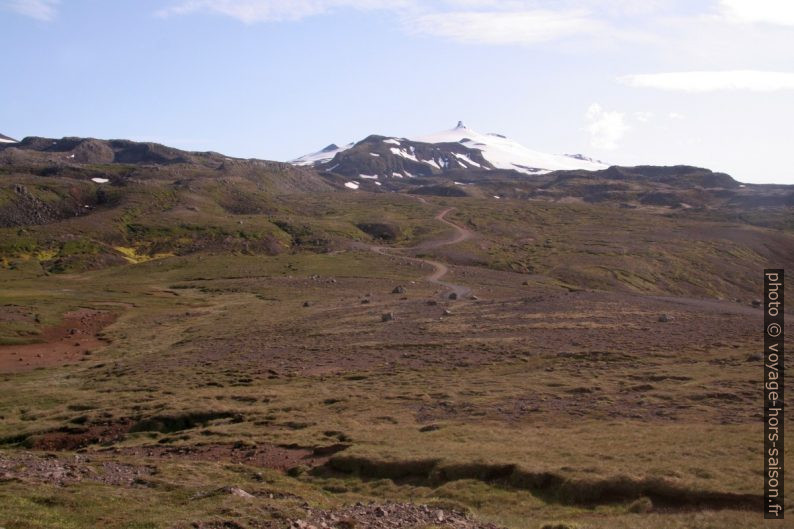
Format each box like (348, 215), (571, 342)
(68, 154), (75, 159)
(493, 195), (500, 199)
(383, 138), (401, 145)
(423, 158), (441, 170)
(91, 177), (109, 184)
(404, 170), (414, 178)
(344, 181), (359, 190)
(392, 172), (403, 178)
(369, 152), (380, 157)
(390, 147), (419, 163)
(453, 181), (467, 186)
(374, 181), (382, 186)
(326, 163), (340, 172)
(359, 174), (378, 179)
(291, 142), (354, 166)
(452, 152), (481, 168)
(0, 138), (16, 144)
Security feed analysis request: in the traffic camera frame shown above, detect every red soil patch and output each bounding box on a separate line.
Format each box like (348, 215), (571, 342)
(0, 308), (116, 373)
(104, 442), (348, 471)
(27, 420), (134, 451)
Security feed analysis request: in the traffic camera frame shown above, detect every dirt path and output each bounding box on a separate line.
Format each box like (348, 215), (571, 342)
(372, 207), (475, 299)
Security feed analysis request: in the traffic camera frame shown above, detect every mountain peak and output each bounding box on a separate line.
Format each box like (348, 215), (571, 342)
(291, 123), (608, 175)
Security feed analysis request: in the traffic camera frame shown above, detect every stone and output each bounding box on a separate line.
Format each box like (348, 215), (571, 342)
(381, 312), (394, 322)
(225, 486), (254, 499)
(392, 285), (406, 294)
(658, 314), (674, 322)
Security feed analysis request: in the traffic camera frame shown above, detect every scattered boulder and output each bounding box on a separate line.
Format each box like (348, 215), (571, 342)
(303, 301), (312, 307)
(470, 295), (479, 301)
(443, 310), (452, 316)
(746, 353), (763, 362)
(448, 292), (458, 300)
(427, 300), (438, 306)
(360, 298), (370, 304)
(658, 314), (674, 322)
(224, 486), (254, 499)
(751, 299), (762, 308)
(381, 312), (394, 322)
(419, 424), (441, 432)
(392, 285), (406, 294)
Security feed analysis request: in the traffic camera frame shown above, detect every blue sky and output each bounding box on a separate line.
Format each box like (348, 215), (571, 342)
(1, 0), (793, 183)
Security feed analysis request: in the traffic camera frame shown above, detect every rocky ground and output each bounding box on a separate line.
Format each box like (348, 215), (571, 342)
(294, 502), (503, 529)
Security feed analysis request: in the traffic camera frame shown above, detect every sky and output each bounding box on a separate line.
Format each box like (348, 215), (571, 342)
(1, 0), (793, 183)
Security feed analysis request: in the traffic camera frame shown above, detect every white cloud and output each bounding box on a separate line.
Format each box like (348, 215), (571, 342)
(408, 9), (602, 44)
(668, 112), (684, 120)
(157, 0), (409, 23)
(585, 103), (628, 150)
(619, 70), (794, 92)
(633, 111), (654, 122)
(718, 0), (794, 27)
(2, 0), (59, 21)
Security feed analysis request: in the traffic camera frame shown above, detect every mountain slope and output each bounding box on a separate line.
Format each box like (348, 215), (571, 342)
(0, 133), (17, 144)
(291, 122), (606, 180)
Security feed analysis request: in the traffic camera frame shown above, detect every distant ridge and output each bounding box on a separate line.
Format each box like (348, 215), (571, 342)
(0, 133), (18, 144)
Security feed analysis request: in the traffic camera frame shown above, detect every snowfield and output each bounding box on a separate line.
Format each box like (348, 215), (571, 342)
(292, 142), (354, 166)
(417, 122), (606, 174)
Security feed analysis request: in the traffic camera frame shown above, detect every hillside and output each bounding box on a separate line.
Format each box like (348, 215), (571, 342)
(0, 133), (792, 529)
(0, 135), (791, 295)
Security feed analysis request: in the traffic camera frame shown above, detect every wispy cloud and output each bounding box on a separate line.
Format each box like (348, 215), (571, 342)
(718, 0), (794, 27)
(408, 9), (602, 45)
(619, 70), (794, 92)
(156, 0), (410, 23)
(585, 103), (628, 150)
(2, 0), (59, 21)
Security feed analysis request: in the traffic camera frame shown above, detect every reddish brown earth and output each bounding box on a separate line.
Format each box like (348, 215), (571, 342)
(26, 420), (134, 451)
(102, 442), (348, 471)
(0, 308), (116, 373)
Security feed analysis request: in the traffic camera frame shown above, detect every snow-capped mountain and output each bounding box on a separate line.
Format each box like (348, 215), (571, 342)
(0, 133), (18, 144)
(290, 122), (606, 178)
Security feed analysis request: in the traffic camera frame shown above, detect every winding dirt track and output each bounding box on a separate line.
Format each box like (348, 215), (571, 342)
(372, 207), (474, 299)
